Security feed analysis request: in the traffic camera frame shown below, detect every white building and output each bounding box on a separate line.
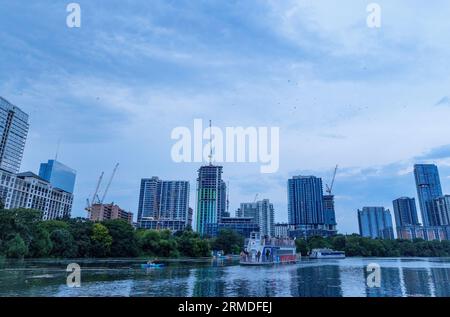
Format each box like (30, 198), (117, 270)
(274, 223), (295, 238)
(238, 199), (275, 237)
(0, 169), (73, 220)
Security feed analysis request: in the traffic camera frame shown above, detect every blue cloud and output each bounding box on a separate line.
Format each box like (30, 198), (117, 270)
(416, 144), (450, 160)
(435, 96), (450, 107)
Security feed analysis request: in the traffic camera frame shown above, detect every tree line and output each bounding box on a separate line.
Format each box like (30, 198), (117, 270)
(295, 234), (450, 257)
(0, 208), (243, 259)
(3, 208), (450, 259)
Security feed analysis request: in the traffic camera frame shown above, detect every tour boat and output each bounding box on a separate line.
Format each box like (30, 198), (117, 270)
(240, 232), (298, 266)
(309, 248), (346, 259)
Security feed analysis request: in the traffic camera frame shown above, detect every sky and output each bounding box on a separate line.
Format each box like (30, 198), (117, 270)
(1, 0), (450, 234)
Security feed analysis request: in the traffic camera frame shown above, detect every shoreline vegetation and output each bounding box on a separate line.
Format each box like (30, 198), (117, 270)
(2, 209), (450, 259)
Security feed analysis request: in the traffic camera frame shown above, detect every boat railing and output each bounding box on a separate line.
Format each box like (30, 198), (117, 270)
(240, 254), (275, 264)
(263, 238), (295, 247)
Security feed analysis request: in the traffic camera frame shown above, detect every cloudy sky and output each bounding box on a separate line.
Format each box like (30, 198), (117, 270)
(1, 0), (450, 234)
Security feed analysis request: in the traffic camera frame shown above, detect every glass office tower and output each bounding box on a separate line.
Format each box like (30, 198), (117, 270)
(0, 97), (29, 173)
(414, 164), (443, 226)
(392, 197), (420, 227)
(39, 159), (76, 193)
(358, 207), (394, 239)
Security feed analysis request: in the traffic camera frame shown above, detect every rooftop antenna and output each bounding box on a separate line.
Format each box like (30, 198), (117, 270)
(208, 119), (213, 165)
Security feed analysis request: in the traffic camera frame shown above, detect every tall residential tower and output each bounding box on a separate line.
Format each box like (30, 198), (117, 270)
(357, 207), (394, 239)
(195, 165), (226, 236)
(414, 164), (443, 226)
(238, 199), (275, 237)
(137, 177), (190, 231)
(0, 97), (29, 173)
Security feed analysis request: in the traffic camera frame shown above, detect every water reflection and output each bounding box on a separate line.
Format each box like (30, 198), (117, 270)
(290, 263), (342, 297)
(1, 258), (450, 297)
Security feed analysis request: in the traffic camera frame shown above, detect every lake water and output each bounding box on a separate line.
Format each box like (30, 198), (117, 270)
(1, 257), (450, 297)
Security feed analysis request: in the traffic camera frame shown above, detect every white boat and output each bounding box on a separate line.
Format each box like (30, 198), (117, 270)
(240, 232), (298, 266)
(309, 248), (345, 259)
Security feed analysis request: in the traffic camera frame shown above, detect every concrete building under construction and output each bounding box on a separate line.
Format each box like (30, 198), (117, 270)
(89, 203), (133, 224)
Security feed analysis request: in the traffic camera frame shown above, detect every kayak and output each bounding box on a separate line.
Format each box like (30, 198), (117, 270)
(141, 263), (165, 269)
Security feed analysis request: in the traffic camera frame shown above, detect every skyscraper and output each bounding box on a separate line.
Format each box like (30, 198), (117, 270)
(434, 195), (450, 226)
(39, 159), (76, 193)
(238, 199), (275, 237)
(392, 197), (420, 227)
(196, 165), (226, 236)
(323, 194), (337, 231)
(0, 97), (29, 173)
(357, 207), (394, 239)
(137, 177), (190, 231)
(414, 164), (443, 226)
(288, 176), (334, 237)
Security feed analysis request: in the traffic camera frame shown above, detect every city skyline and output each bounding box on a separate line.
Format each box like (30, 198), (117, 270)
(2, 1), (450, 234)
(1, 92), (450, 236)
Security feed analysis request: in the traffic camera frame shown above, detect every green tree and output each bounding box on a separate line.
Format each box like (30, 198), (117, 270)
(137, 229), (161, 256)
(67, 218), (94, 257)
(39, 220), (69, 233)
(5, 234), (28, 258)
(330, 235), (346, 251)
(308, 236), (332, 249)
(176, 230), (211, 257)
(295, 238), (309, 256)
(29, 226), (52, 258)
(50, 229), (77, 258)
(212, 229), (244, 255)
(103, 220), (138, 257)
(91, 223), (112, 257)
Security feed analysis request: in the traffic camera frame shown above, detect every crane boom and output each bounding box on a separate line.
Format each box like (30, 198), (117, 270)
(91, 172), (104, 205)
(326, 165), (338, 195)
(101, 163), (119, 203)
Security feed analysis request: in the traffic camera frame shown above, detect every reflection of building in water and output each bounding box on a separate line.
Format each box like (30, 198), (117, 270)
(289, 265), (342, 297)
(139, 266), (192, 296)
(339, 265), (366, 297)
(224, 266), (290, 297)
(366, 267), (404, 297)
(192, 267), (226, 296)
(430, 268), (450, 297)
(402, 268), (433, 296)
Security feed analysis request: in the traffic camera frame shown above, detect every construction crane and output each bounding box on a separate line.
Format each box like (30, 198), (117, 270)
(88, 171), (104, 207)
(85, 171), (104, 218)
(100, 163), (119, 204)
(85, 163), (119, 216)
(325, 165), (339, 195)
(253, 193), (259, 203)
